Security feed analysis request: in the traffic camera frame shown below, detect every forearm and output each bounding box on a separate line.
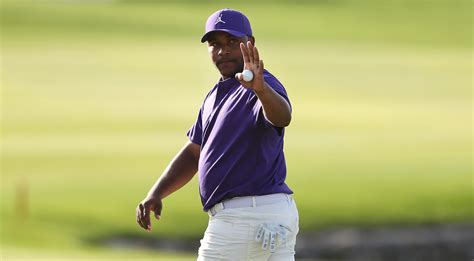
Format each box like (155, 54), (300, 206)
(254, 82), (292, 127)
(146, 141), (200, 199)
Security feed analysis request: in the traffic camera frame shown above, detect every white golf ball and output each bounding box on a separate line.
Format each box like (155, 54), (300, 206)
(242, 69), (253, 82)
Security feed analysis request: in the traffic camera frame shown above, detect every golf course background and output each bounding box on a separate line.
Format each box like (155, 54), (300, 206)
(1, 0), (472, 259)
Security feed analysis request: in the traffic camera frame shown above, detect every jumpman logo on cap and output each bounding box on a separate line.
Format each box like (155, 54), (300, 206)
(215, 13), (226, 25)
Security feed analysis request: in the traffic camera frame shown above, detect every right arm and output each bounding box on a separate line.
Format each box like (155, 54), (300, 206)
(136, 140), (200, 231)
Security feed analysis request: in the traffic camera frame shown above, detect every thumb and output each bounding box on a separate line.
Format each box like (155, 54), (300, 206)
(153, 205), (162, 220)
(235, 73), (243, 81)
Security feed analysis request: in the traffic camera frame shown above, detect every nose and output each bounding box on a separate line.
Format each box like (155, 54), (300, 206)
(218, 45), (230, 56)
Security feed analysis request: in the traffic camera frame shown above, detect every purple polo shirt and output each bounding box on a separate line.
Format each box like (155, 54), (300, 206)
(187, 69), (293, 211)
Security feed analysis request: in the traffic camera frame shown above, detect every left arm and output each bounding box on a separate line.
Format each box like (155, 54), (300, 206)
(235, 41), (292, 127)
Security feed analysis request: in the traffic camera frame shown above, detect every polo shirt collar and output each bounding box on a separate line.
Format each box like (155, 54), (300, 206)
(218, 77), (240, 89)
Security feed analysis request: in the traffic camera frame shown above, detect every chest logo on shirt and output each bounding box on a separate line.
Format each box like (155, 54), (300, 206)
(215, 13), (226, 25)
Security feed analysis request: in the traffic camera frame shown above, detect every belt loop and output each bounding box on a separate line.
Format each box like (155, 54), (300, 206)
(252, 196), (256, 208)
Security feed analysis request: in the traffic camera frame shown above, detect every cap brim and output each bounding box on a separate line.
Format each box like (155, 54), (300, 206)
(200, 29), (247, 43)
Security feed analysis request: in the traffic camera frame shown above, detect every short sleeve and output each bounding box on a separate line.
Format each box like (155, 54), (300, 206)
(264, 76), (292, 110)
(186, 108), (203, 145)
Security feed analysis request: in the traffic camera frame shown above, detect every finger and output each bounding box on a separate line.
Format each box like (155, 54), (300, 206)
(235, 72), (243, 81)
(240, 43), (250, 64)
(269, 231), (277, 253)
(262, 229), (270, 250)
(137, 205), (143, 227)
(153, 205), (162, 220)
(139, 203), (150, 230)
(136, 205), (146, 229)
(255, 224), (264, 241)
(136, 207), (142, 227)
(247, 41), (254, 64)
(253, 45), (260, 66)
(258, 60), (264, 75)
(140, 203), (146, 218)
(144, 204), (151, 230)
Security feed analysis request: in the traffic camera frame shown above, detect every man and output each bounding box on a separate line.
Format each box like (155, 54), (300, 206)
(136, 8), (299, 260)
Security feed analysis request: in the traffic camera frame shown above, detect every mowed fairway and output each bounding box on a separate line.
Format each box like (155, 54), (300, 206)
(1, 0), (472, 259)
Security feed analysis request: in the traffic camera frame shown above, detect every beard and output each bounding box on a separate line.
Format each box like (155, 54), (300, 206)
(216, 59), (244, 79)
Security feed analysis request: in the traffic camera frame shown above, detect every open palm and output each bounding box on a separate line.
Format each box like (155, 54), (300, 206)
(235, 41), (265, 93)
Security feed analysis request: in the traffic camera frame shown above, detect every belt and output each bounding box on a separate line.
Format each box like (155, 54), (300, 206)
(208, 193), (292, 216)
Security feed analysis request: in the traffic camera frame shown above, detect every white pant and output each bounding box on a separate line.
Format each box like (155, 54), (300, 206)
(198, 194), (299, 261)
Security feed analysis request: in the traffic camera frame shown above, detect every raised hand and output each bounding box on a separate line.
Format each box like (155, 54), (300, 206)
(235, 41), (265, 93)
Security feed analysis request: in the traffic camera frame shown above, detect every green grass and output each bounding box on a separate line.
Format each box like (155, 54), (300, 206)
(2, 0), (471, 47)
(2, 246), (196, 260)
(1, 0), (472, 258)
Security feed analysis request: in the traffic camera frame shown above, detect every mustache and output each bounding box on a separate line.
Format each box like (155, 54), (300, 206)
(216, 59), (237, 66)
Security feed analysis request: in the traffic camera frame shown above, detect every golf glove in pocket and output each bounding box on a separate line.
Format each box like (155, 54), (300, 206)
(255, 223), (290, 253)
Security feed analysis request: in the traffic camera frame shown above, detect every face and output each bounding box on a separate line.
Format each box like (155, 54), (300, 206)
(207, 32), (249, 79)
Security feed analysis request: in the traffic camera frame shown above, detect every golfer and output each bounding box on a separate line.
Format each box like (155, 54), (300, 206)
(137, 8), (299, 260)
